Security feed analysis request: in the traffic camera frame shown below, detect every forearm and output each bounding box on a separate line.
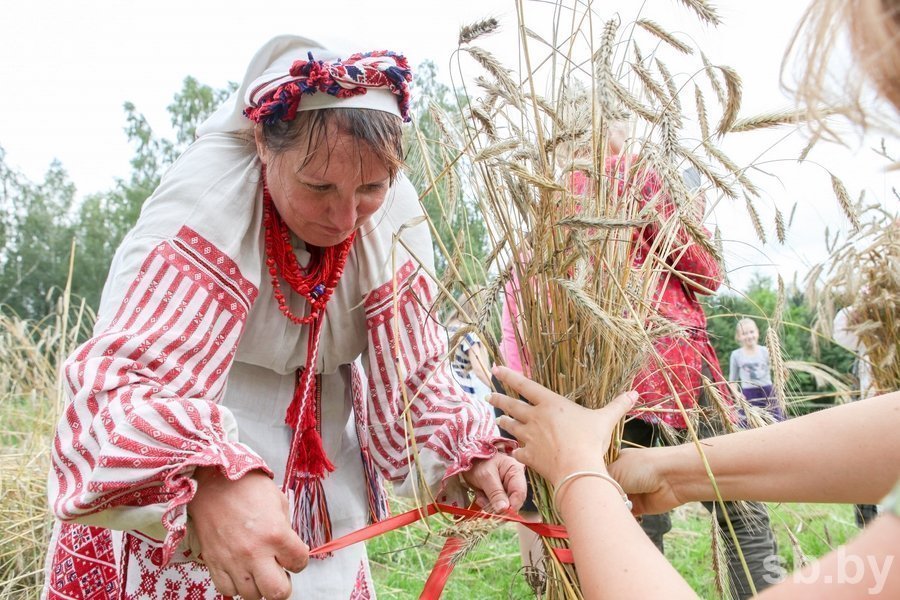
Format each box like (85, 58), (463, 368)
(665, 392), (900, 504)
(558, 475), (697, 599)
(487, 369), (692, 597)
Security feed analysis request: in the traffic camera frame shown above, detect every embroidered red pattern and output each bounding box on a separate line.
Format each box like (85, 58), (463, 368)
(361, 260), (507, 483)
(349, 559), (373, 600)
(46, 228), (266, 600)
(47, 523), (119, 600)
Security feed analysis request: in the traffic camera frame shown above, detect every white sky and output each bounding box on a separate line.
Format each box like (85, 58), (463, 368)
(1, 0), (897, 294)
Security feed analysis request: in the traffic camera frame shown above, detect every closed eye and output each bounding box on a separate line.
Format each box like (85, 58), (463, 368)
(302, 182), (332, 192)
(361, 182), (389, 193)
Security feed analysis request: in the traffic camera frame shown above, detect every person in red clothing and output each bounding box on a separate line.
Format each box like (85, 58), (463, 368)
(609, 138), (779, 598)
(600, 159), (733, 430)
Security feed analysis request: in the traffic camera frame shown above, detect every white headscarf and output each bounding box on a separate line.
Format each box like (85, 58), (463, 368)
(196, 35), (404, 137)
(197, 35), (324, 136)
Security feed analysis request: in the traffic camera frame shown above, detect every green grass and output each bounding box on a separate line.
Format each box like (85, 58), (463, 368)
(369, 500), (860, 599)
(367, 501), (534, 599)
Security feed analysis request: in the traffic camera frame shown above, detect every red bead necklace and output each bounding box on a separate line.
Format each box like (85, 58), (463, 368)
(261, 170), (356, 325)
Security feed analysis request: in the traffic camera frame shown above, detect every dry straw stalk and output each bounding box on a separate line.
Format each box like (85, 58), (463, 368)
(407, 0), (784, 595)
(0, 295), (91, 599)
(807, 205), (900, 396)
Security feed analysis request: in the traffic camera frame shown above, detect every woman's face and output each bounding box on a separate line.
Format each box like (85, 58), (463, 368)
(256, 129), (391, 247)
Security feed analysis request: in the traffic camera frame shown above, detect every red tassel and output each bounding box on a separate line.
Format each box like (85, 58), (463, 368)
(295, 426), (335, 477)
(261, 166), (358, 554)
(284, 322), (335, 478)
(281, 318), (335, 548)
(285, 369), (304, 433)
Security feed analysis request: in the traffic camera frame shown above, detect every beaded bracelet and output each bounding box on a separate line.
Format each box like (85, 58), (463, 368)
(553, 470), (633, 510)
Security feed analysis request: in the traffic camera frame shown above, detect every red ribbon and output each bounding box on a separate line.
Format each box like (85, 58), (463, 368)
(310, 503), (572, 599)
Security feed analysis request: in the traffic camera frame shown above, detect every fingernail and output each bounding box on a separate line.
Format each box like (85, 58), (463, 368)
(627, 390), (639, 401)
(485, 394), (494, 405)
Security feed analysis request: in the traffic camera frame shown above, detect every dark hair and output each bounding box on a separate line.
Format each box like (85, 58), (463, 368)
(258, 108), (404, 182)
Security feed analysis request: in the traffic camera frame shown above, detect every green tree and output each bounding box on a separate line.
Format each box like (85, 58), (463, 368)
(66, 101), (175, 310)
(1, 78), (236, 318)
(406, 61), (489, 289)
(168, 76), (235, 145)
(71, 78), (236, 310)
(0, 150), (77, 317)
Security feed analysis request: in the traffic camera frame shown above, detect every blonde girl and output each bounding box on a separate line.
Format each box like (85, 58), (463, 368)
(729, 318), (784, 422)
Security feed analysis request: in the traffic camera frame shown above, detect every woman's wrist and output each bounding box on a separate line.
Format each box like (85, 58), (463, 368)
(554, 470), (632, 509)
(664, 442), (716, 503)
(555, 470), (633, 522)
(192, 466), (268, 493)
(551, 457), (608, 487)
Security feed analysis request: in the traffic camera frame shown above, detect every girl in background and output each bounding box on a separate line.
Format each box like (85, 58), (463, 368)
(730, 318), (785, 423)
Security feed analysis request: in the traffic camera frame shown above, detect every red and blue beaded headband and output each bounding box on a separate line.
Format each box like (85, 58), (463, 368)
(244, 50), (412, 124)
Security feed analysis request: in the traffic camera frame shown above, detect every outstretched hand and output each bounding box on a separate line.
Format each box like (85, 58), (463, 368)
(188, 468), (309, 600)
(488, 366), (637, 486)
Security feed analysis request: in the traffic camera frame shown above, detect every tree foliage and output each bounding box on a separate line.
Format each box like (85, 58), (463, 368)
(0, 78), (235, 318)
(0, 152), (77, 317)
(406, 61), (489, 289)
(703, 274), (854, 411)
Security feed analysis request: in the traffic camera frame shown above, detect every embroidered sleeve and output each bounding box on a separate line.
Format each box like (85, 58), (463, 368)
(361, 260), (514, 498)
(49, 226), (270, 566)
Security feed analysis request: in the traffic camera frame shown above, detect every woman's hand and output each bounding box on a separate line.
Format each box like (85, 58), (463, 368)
(461, 454), (527, 512)
(607, 447), (686, 515)
(488, 365), (637, 485)
(188, 468), (309, 600)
